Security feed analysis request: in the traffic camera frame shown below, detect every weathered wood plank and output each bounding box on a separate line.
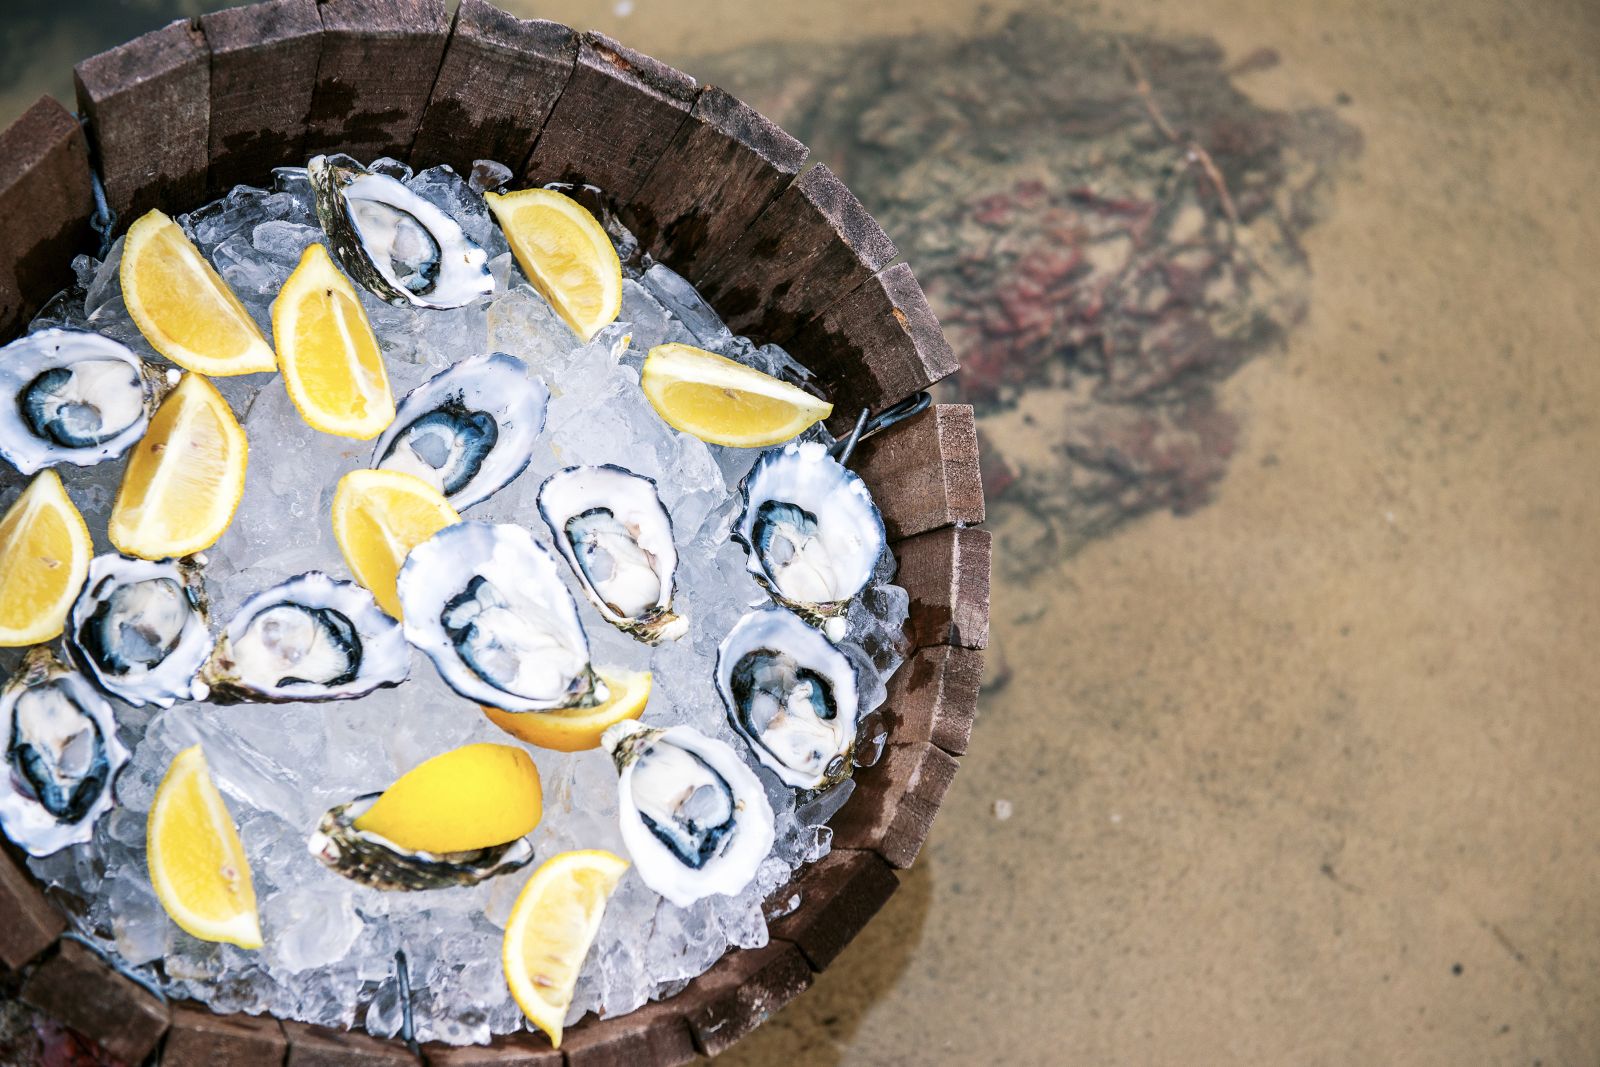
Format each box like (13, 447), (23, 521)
(881, 644), (984, 756)
(854, 403), (984, 541)
(561, 998), (696, 1067)
(74, 18), (210, 224)
(410, 0), (577, 175)
(693, 163), (896, 341)
(20, 940), (170, 1063)
(894, 526), (992, 651)
(423, 1032), (562, 1065)
(284, 1020), (419, 1065)
(830, 743), (961, 867)
(0, 96), (95, 342)
(0, 841), (63, 971)
(201, 0), (323, 195)
(679, 941), (812, 1058)
(521, 32), (697, 204)
(306, 0), (451, 163)
(164, 1002), (288, 1067)
(766, 848), (899, 972)
(624, 86), (806, 281)
(790, 261), (958, 429)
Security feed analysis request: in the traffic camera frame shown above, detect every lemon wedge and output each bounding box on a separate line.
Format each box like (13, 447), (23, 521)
(481, 670), (652, 753)
(503, 850), (630, 1048)
(352, 743), (541, 854)
(109, 372), (247, 560)
(121, 209), (277, 376)
(147, 745), (262, 949)
(641, 342), (832, 447)
(331, 468), (460, 618)
(0, 471), (91, 647)
(485, 188), (622, 341)
(273, 243), (395, 439)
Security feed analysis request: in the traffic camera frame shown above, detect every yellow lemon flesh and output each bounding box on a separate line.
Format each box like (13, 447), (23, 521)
(485, 188), (622, 342)
(481, 670), (652, 753)
(273, 243), (395, 439)
(109, 372), (248, 560)
(121, 209), (277, 376)
(147, 745), (262, 949)
(0, 470), (91, 647)
(331, 468), (460, 618)
(641, 342), (833, 447)
(502, 850), (630, 1048)
(353, 743), (542, 854)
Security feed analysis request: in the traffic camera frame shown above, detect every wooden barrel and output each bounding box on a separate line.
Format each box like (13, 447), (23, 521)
(0, 1), (990, 1062)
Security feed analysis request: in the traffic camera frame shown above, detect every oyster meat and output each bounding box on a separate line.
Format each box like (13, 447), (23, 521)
(310, 154), (493, 310)
(538, 464), (687, 643)
(734, 441), (886, 641)
(601, 720), (775, 908)
(716, 607), (860, 790)
(0, 647), (128, 856)
(308, 793), (535, 892)
(0, 329), (168, 475)
(371, 352), (549, 509)
(66, 554), (211, 709)
(399, 521), (605, 711)
(204, 572), (409, 703)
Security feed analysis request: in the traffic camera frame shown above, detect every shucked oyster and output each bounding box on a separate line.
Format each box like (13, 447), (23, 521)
(371, 352), (549, 510)
(65, 554), (211, 709)
(0, 647), (128, 856)
(0, 329), (169, 475)
(309, 793), (535, 892)
(203, 572), (410, 703)
(601, 720), (775, 908)
(538, 464), (687, 643)
(399, 521), (605, 711)
(310, 155), (493, 310)
(734, 441), (886, 641)
(716, 607), (860, 791)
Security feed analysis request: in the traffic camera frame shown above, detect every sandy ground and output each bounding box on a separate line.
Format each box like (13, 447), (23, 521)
(2, 0), (1597, 1062)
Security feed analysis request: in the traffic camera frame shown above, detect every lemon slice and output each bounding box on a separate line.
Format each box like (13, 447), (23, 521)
(273, 243), (395, 439)
(641, 343), (833, 447)
(485, 188), (622, 342)
(353, 742), (542, 854)
(121, 209), (277, 376)
(503, 849), (630, 1048)
(482, 670), (652, 753)
(332, 468), (460, 618)
(109, 372), (247, 560)
(147, 745), (262, 949)
(0, 471), (91, 647)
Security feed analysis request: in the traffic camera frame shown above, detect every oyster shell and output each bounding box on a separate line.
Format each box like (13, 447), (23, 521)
(0, 647), (128, 856)
(203, 572), (409, 703)
(308, 793), (535, 891)
(309, 155), (493, 310)
(0, 329), (168, 475)
(65, 554), (211, 709)
(734, 441), (886, 641)
(399, 521), (604, 711)
(371, 352), (549, 510)
(538, 464), (687, 643)
(716, 607), (860, 790)
(601, 720), (775, 908)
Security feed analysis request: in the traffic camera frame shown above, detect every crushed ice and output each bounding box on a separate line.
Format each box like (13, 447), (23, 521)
(11, 160), (910, 1044)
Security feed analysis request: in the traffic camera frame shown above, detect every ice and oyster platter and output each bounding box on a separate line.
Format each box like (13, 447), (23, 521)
(0, 153), (917, 1047)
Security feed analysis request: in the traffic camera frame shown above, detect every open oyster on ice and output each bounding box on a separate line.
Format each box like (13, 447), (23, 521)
(65, 554), (211, 709)
(309, 154), (493, 310)
(0, 647), (128, 856)
(734, 440), (887, 641)
(716, 607), (860, 791)
(309, 793), (535, 892)
(601, 720), (775, 908)
(203, 572), (410, 703)
(0, 329), (170, 475)
(399, 521), (609, 711)
(538, 464), (687, 643)
(371, 352), (549, 510)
